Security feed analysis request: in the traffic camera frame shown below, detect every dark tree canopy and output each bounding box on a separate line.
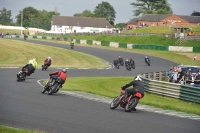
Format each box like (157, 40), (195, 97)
(191, 10), (200, 16)
(0, 7), (13, 25)
(94, 1), (116, 26)
(74, 10), (94, 17)
(16, 6), (59, 30)
(131, 0), (173, 16)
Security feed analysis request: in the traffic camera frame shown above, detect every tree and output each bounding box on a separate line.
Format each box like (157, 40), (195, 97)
(16, 6), (39, 28)
(16, 6), (59, 30)
(191, 10), (200, 16)
(131, 0), (173, 16)
(94, 1), (116, 26)
(0, 7), (13, 25)
(115, 23), (125, 28)
(74, 10), (94, 17)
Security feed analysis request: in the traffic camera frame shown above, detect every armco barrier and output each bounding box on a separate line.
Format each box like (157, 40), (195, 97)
(132, 45), (169, 51)
(76, 39), (80, 44)
(101, 41), (110, 46)
(87, 40), (93, 45)
(193, 47), (200, 52)
(141, 72), (200, 104)
(119, 43), (127, 48)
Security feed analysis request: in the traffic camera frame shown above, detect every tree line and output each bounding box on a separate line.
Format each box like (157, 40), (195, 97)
(0, 0), (199, 30)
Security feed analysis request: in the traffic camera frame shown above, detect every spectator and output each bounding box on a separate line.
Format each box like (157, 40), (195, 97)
(194, 70), (200, 85)
(171, 70), (178, 83)
(168, 66), (174, 82)
(184, 70), (192, 85)
(176, 67), (184, 84)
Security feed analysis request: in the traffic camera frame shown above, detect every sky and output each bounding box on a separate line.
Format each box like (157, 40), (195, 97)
(0, 0), (200, 23)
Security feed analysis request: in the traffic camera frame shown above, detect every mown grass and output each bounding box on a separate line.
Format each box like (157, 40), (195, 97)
(0, 39), (107, 68)
(122, 26), (200, 35)
(66, 35), (200, 46)
(61, 77), (200, 115)
(0, 125), (43, 133)
(0, 28), (29, 35)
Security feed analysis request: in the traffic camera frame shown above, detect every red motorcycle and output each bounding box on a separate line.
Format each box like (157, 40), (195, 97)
(110, 90), (143, 112)
(17, 68), (29, 82)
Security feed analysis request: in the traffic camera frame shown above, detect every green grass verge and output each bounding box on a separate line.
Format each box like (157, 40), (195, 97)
(122, 26), (200, 35)
(0, 125), (43, 133)
(65, 35), (200, 47)
(0, 39), (108, 68)
(61, 77), (200, 115)
(0, 28), (30, 35)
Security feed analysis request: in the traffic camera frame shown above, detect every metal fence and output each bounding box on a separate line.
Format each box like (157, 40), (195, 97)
(140, 71), (200, 104)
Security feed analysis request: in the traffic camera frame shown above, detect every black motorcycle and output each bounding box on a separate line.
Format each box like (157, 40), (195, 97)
(125, 63), (131, 71)
(118, 58), (124, 66)
(42, 63), (48, 71)
(17, 68), (29, 82)
(145, 59), (150, 66)
(24, 35), (27, 40)
(41, 76), (62, 95)
(115, 63), (120, 69)
(70, 42), (74, 49)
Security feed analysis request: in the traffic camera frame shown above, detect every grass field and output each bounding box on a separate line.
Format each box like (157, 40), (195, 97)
(0, 125), (43, 133)
(0, 28), (30, 35)
(0, 39), (108, 68)
(61, 77), (200, 115)
(65, 35), (200, 46)
(122, 26), (200, 35)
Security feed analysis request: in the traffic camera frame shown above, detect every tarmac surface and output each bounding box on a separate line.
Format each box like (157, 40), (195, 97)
(0, 39), (199, 133)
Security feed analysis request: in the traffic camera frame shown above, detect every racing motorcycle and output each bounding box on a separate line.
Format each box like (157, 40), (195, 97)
(16, 67), (29, 82)
(145, 59), (150, 66)
(125, 63), (131, 71)
(70, 42), (74, 49)
(110, 90), (143, 112)
(118, 59), (124, 66)
(41, 76), (62, 95)
(42, 63), (49, 71)
(115, 63), (120, 69)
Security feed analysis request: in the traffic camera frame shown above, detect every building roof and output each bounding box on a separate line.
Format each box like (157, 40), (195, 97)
(52, 16), (114, 28)
(126, 18), (138, 25)
(179, 15), (200, 23)
(138, 14), (171, 22)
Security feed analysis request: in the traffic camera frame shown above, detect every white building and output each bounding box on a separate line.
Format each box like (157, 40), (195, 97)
(49, 15), (114, 33)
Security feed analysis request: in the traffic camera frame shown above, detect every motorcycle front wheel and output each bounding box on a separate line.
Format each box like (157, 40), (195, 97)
(48, 83), (59, 95)
(110, 95), (120, 109)
(125, 97), (139, 112)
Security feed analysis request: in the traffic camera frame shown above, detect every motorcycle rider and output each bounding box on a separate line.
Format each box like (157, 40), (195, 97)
(113, 58), (119, 68)
(125, 59), (130, 66)
(121, 75), (144, 111)
(118, 56), (124, 66)
(22, 58), (37, 76)
(145, 56), (150, 64)
(130, 58), (135, 69)
(43, 57), (52, 68)
(44, 68), (67, 90)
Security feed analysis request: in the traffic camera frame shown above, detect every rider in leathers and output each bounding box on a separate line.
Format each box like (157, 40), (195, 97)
(130, 58), (135, 69)
(145, 56), (150, 64)
(121, 76), (144, 111)
(118, 56), (124, 65)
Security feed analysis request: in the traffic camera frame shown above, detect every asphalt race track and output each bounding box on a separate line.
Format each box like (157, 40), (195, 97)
(0, 39), (199, 133)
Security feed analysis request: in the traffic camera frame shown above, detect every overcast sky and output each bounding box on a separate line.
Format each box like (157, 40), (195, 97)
(1, 0), (200, 23)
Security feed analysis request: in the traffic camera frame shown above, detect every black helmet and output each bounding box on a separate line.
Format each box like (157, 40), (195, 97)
(62, 68), (67, 73)
(134, 75), (141, 81)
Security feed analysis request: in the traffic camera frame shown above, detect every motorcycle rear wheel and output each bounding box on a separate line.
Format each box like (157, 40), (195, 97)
(125, 97), (139, 112)
(110, 95), (120, 109)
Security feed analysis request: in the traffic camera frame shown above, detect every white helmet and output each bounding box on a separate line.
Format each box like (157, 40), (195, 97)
(126, 59), (129, 61)
(134, 75), (141, 81)
(145, 56), (147, 58)
(48, 57), (51, 59)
